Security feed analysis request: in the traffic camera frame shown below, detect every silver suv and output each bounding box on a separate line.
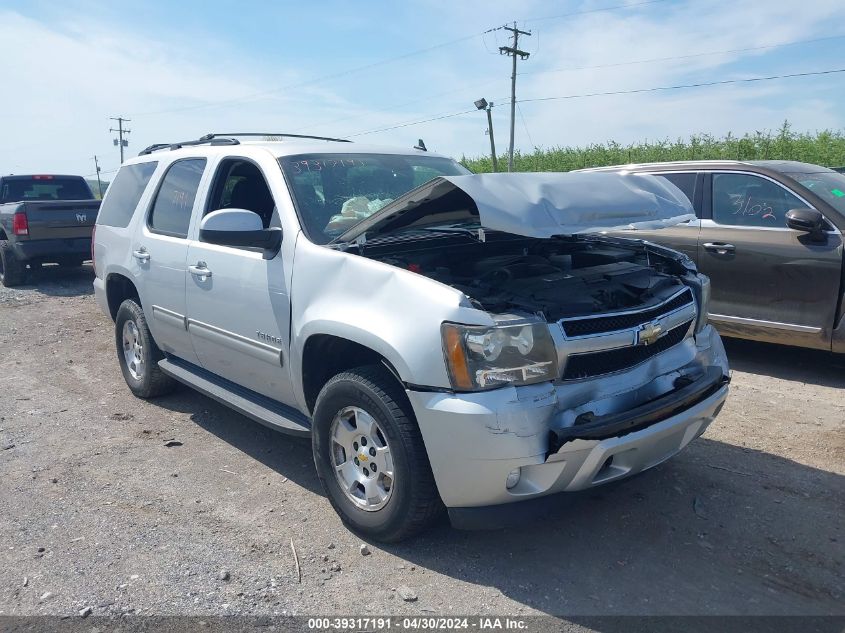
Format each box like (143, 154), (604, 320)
(93, 133), (730, 541)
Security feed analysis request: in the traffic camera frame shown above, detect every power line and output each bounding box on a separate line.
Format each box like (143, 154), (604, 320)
(83, 166), (118, 178)
(345, 67), (845, 137)
(517, 103), (535, 149)
(519, 34), (845, 77)
(292, 78), (502, 134)
(132, 34), (483, 117)
(131, 2), (673, 119)
(348, 108), (479, 137)
(522, 0), (672, 24)
(301, 33), (843, 142)
(516, 68), (845, 104)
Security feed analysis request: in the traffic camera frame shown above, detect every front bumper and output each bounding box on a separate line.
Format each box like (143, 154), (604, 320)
(408, 324), (729, 513)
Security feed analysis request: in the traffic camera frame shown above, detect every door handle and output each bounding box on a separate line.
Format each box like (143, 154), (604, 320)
(132, 247), (150, 262)
(188, 262), (212, 278)
(703, 242), (735, 255)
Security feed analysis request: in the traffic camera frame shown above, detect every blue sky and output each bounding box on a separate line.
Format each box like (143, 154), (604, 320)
(2, 0), (845, 178)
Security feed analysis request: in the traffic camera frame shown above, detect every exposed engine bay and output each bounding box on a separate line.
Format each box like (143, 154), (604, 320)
(354, 231), (697, 322)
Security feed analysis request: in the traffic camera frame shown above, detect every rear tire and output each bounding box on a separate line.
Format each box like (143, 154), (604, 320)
(312, 364), (443, 542)
(114, 299), (177, 398)
(0, 240), (25, 287)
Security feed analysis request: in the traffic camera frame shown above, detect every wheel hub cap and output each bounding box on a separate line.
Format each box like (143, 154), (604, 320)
(329, 406), (394, 511)
(122, 320), (144, 380)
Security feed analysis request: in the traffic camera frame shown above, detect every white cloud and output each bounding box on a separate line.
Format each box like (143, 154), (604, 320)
(2, 0), (844, 176)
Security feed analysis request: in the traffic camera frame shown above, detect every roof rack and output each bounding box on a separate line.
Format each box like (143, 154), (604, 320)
(139, 132), (351, 156)
(200, 132), (352, 143)
(138, 137), (239, 156)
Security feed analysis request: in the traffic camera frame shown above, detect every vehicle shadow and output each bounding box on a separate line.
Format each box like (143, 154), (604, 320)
(17, 262), (94, 297)
(153, 383), (843, 616)
(381, 439), (844, 616)
(152, 389), (322, 496)
(723, 337), (845, 389)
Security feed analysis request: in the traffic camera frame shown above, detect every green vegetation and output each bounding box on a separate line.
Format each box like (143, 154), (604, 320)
(461, 122), (845, 173)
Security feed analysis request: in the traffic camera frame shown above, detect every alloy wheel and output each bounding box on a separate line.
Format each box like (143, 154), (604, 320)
(330, 406), (395, 511)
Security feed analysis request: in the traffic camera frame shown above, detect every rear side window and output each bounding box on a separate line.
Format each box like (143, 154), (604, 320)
(148, 159), (206, 238)
(654, 173), (697, 207)
(97, 162), (158, 227)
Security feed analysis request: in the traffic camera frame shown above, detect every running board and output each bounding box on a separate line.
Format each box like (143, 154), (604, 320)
(158, 357), (311, 437)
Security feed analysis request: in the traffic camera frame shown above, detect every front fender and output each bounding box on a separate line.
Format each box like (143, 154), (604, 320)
(289, 237), (490, 408)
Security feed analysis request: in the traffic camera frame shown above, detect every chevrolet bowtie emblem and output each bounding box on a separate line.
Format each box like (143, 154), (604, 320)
(638, 321), (663, 346)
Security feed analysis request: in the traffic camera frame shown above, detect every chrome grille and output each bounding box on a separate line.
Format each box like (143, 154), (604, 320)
(562, 320), (693, 380)
(560, 288), (694, 338)
(557, 287), (697, 381)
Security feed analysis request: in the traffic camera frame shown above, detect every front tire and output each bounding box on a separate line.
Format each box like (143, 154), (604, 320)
(114, 299), (177, 398)
(0, 240), (25, 287)
(312, 365), (443, 542)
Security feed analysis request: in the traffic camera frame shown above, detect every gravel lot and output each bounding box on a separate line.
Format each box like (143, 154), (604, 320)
(0, 265), (843, 618)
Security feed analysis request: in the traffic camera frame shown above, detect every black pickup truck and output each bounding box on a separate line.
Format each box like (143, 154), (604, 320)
(0, 174), (100, 287)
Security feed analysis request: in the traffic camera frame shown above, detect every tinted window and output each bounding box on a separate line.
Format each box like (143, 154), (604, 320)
(279, 153), (470, 244)
(655, 173), (696, 207)
(97, 162), (158, 228)
(148, 159), (206, 237)
(712, 173), (804, 227)
(0, 176), (92, 203)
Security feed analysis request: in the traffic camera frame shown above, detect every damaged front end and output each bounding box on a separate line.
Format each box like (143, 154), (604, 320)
(330, 172), (730, 514)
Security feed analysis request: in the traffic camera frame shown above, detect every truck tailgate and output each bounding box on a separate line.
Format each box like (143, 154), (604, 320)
(22, 200), (100, 240)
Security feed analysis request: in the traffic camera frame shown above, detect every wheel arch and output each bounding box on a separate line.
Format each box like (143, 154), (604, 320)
(105, 272), (141, 320)
(299, 332), (406, 415)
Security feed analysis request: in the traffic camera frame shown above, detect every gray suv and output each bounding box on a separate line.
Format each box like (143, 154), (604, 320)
(93, 133), (729, 541)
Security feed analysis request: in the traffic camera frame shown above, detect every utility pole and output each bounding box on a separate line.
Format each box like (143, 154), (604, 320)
(92, 155), (103, 198)
(110, 117), (131, 163)
(499, 22), (531, 172)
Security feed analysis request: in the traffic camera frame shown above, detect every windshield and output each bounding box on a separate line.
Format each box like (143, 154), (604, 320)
(786, 171), (845, 215)
(0, 176), (93, 203)
(279, 153), (470, 244)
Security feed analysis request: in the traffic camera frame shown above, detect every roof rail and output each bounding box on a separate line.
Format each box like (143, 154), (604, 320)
(138, 136), (240, 156)
(199, 132), (352, 143)
(138, 132), (351, 156)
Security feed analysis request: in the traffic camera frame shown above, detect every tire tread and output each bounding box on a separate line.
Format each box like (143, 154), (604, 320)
(0, 240), (25, 287)
(315, 364), (443, 541)
(115, 299), (177, 398)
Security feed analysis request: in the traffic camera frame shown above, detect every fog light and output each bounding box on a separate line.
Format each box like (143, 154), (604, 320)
(505, 468), (521, 489)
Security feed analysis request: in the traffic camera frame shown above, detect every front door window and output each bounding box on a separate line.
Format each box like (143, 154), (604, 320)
(712, 173), (804, 228)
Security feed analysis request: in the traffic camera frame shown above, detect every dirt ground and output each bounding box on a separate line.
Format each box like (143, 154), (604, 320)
(0, 265), (842, 618)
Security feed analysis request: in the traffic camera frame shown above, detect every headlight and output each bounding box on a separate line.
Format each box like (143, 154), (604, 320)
(696, 273), (710, 333)
(441, 318), (557, 390)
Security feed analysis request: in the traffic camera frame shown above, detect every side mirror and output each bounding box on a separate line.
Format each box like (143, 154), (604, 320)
(200, 209), (282, 255)
(785, 208), (826, 241)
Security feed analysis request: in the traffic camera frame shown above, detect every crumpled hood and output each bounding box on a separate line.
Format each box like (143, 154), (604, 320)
(335, 171), (695, 243)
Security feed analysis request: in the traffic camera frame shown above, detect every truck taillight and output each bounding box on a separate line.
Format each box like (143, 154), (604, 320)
(12, 212), (28, 236)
